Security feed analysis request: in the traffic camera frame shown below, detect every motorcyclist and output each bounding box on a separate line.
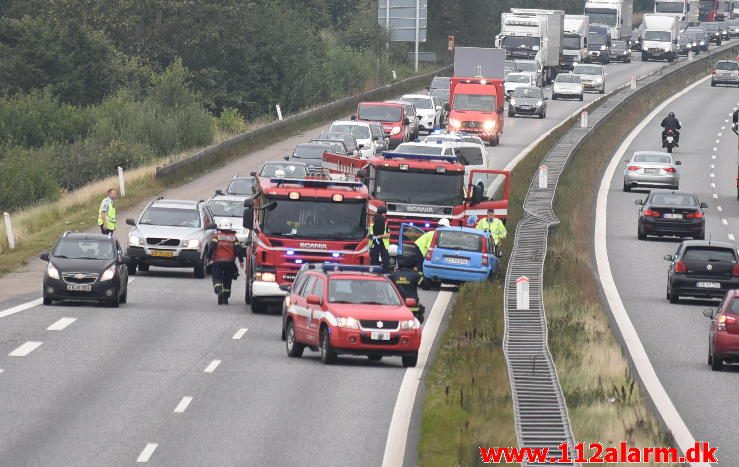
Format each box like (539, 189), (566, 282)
(387, 256), (426, 324)
(660, 112), (681, 148)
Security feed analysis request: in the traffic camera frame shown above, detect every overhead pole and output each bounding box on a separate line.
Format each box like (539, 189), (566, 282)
(415, 0), (420, 72)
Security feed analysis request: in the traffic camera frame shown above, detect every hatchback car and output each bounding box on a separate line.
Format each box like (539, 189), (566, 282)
(664, 240), (739, 303)
(318, 131), (359, 155)
(288, 142), (330, 171)
(678, 32), (700, 56)
(504, 72), (536, 98)
(401, 94), (442, 134)
(701, 22), (723, 44)
(508, 86), (548, 119)
(609, 40), (632, 62)
(635, 190), (706, 240)
(282, 264), (422, 367)
(513, 60), (544, 87)
(385, 100), (420, 140)
(711, 60), (739, 87)
(623, 151), (681, 192)
(329, 120), (376, 158)
(41, 232), (129, 307)
(207, 193), (249, 243)
(126, 199), (217, 277)
(552, 73), (584, 101)
(573, 64), (606, 94)
(704, 289), (739, 371)
(685, 27), (709, 51)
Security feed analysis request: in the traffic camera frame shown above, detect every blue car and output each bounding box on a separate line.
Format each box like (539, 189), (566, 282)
(398, 224), (499, 283)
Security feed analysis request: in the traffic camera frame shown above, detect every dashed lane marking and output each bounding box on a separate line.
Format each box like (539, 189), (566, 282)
(136, 443), (158, 463)
(232, 328), (248, 340)
(730, 234), (736, 241)
(47, 317), (77, 331)
(0, 299), (43, 319)
(9, 341), (42, 357)
(204, 360), (221, 373)
(722, 219), (729, 225)
(718, 206), (723, 212)
(173, 396), (193, 414)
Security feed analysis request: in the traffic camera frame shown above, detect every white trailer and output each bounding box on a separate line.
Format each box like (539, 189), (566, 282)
(562, 15), (590, 69)
(584, 0), (634, 40)
(655, 0), (689, 20)
(640, 14), (679, 61)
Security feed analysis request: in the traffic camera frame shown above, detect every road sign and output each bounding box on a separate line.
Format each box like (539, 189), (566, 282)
(516, 276), (530, 310)
(378, 0), (428, 42)
(538, 165), (548, 189)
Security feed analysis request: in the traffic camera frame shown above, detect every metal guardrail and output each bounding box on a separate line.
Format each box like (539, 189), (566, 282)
(502, 42), (739, 465)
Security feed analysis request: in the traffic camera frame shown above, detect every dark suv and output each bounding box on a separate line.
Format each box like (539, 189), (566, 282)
(41, 232), (130, 307)
(665, 241), (739, 303)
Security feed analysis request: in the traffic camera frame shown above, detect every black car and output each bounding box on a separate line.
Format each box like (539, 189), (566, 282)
(318, 131), (359, 155)
(635, 190), (707, 240)
(717, 22), (730, 41)
(609, 40), (632, 62)
(41, 232), (129, 307)
(678, 33), (700, 56)
(287, 142), (331, 172)
(685, 27), (709, 51)
(701, 23), (723, 45)
(664, 240), (739, 303)
(508, 86), (547, 119)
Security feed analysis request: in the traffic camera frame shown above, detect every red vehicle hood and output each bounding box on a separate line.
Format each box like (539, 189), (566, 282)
(327, 303), (416, 321)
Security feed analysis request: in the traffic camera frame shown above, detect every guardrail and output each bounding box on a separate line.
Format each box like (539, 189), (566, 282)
(503, 42), (739, 465)
(155, 66), (450, 178)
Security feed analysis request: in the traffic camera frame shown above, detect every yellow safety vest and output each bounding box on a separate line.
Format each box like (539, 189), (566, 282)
(475, 218), (506, 244)
(415, 231), (435, 257)
(98, 197), (116, 231)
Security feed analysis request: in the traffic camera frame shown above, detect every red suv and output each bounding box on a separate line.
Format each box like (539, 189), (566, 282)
(704, 289), (739, 371)
(355, 102), (410, 149)
(282, 264), (422, 367)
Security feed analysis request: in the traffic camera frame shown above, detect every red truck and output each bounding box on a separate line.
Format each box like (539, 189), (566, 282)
(242, 174), (371, 313)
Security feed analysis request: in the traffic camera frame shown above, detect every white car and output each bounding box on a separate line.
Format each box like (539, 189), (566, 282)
(504, 72), (536, 98)
(421, 133), (486, 147)
(552, 73), (584, 101)
(329, 121), (376, 159)
(395, 140), (488, 175)
(207, 193), (250, 243)
(572, 63), (606, 94)
(514, 59), (544, 87)
(401, 94), (442, 133)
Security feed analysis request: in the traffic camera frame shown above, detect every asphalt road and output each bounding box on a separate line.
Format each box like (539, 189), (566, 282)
(0, 55), (673, 466)
(605, 80), (739, 463)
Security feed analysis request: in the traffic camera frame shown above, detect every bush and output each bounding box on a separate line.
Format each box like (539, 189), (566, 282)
(214, 108), (246, 134)
(0, 146), (60, 209)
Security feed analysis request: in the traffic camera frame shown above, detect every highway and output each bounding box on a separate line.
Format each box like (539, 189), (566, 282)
(0, 56), (672, 466)
(604, 79), (739, 463)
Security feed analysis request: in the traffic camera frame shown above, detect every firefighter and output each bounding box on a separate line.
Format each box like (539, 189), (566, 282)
(207, 227), (245, 305)
(369, 205), (391, 273)
(388, 255), (425, 323)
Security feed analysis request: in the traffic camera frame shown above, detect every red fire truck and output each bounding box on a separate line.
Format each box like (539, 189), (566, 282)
(242, 175), (371, 313)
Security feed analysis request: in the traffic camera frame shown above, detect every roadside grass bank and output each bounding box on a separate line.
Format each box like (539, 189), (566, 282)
(0, 66), (440, 275)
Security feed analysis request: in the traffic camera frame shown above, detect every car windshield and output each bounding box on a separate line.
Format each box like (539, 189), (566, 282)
(683, 247), (736, 263)
(562, 36), (581, 49)
(501, 36), (540, 49)
(645, 31), (672, 41)
(261, 198), (366, 240)
(687, 28), (706, 38)
(403, 97), (433, 110)
(53, 239), (115, 260)
(320, 133), (355, 150)
(452, 93), (495, 112)
(703, 24), (718, 32)
(612, 41), (627, 50)
(556, 75), (581, 83)
(679, 34), (693, 43)
(139, 207), (201, 227)
(717, 61), (739, 70)
(374, 168), (464, 205)
(585, 8), (617, 26)
(208, 200), (243, 217)
(436, 230), (483, 252)
(655, 1), (686, 13)
(456, 147), (484, 165)
(328, 278), (401, 305)
(513, 87), (542, 98)
(330, 124), (371, 139)
(395, 144), (444, 155)
(430, 77), (450, 89)
(649, 193), (697, 207)
(358, 104), (401, 122)
(227, 178), (254, 195)
(588, 33), (606, 45)
(515, 62), (537, 72)
(574, 65), (602, 75)
(506, 74), (530, 83)
(429, 88), (449, 101)
(292, 144), (326, 160)
(633, 153), (672, 163)
(261, 163), (308, 178)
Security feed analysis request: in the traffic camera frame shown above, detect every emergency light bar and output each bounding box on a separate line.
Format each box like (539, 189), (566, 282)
(269, 177), (364, 189)
(381, 152), (458, 163)
(299, 263), (385, 274)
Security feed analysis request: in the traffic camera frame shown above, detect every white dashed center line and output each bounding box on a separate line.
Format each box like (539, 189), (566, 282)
(173, 396), (193, 413)
(204, 359), (221, 373)
(47, 317), (77, 331)
(9, 341), (42, 357)
(730, 234), (736, 241)
(136, 443), (158, 463)
(232, 328), (248, 340)
(722, 219), (729, 225)
(718, 205), (723, 212)
(0, 298), (43, 319)
(711, 183), (716, 188)
(713, 193), (719, 198)
(0, 369), (4, 375)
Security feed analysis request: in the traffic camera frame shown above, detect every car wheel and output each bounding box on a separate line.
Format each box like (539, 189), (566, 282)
(127, 263), (137, 276)
(368, 355), (383, 362)
(623, 183), (631, 192)
(251, 298), (268, 314)
(539, 111), (546, 119)
(120, 288), (127, 304)
(552, 94), (558, 100)
(138, 263), (149, 272)
(708, 346), (713, 365)
(320, 327), (337, 364)
(637, 224), (646, 240)
(508, 109), (515, 117)
(579, 95), (584, 101)
(711, 353), (723, 371)
(245, 277), (253, 305)
(711, 80), (716, 87)
(669, 287), (679, 304)
(43, 294), (52, 306)
(285, 320), (304, 358)
(402, 352), (419, 368)
(193, 257), (206, 279)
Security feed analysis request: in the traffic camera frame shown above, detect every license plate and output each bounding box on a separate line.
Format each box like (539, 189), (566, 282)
(151, 250), (174, 257)
(663, 213), (682, 219)
(445, 256), (470, 265)
(371, 332), (391, 341)
(697, 281), (721, 289)
(67, 284), (92, 292)
(667, 136), (674, 142)
(645, 168), (660, 174)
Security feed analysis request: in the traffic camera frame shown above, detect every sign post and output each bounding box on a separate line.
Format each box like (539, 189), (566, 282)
(630, 76), (637, 90)
(516, 276), (530, 310)
(117, 167), (126, 197)
(275, 105), (283, 121)
(3, 212), (15, 250)
(538, 165), (548, 189)
(581, 111), (588, 128)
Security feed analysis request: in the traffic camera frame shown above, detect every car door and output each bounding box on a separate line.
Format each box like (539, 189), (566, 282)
(398, 223), (426, 259)
(466, 169), (511, 221)
(306, 277), (326, 344)
(293, 275), (316, 342)
(116, 241), (128, 293)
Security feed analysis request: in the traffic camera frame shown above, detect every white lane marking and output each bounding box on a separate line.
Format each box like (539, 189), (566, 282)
(718, 205), (723, 212)
(232, 328), (248, 340)
(712, 155), (717, 160)
(730, 234), (736, 241)
(716, 139), (720, 144)
(722, 219), (729, 225)
(713, 147), (718, 151)
(595, 74), (711, 467)
(713, 193), (719, 199)
(204, 359), (221, 373)
(9, 341), (43, 357)
(710, 173), (715, 178)
(725, 119), (730, 123)
(382, 291), (453, 467)
(136, 443), (158, 463)
(47, 317), (77, 331)
(0, 369), (4, 374)
(0, 298), (43, 319)
(718, 133), (723, 137)
(173, 396), (193, 413)
(721, 126), (726, 130)
(128, 277), (135, 284)
(711, 164), (715, 169)
(711, 183), (716, 188)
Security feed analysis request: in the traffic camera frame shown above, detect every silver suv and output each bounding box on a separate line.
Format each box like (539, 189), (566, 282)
(125, 198), (216, 278)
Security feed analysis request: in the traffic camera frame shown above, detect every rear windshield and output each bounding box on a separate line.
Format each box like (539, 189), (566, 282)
(649, 193), (697, 206)
(556, 75), (581, 83)
(683, 247), (737, 263)
(358, 104), (401, 122)
(717, 61), (739, 70)
(633, 153), (672, 163)
(506, 74), (530, 83)
(430, 77), (450, 89)
(403, 96), (433, 109)
(292, 144), (326, 159)
(574, 65), (602, 75)
(516, 62), (537, 72)
(395, 144), (443, 155)
(456, 147), (484, 166)
(436, 230), (483, 252)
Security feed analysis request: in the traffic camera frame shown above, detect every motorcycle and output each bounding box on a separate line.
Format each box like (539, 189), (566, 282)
(662, 128), (677, 153)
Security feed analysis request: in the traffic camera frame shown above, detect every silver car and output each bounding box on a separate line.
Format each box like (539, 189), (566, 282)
(552, 74), (584, 101)
(573, 63), (606, 94)
(207, 193), (250, 243)
(711, 60), (739, 87)
(623, 151), (681, 192)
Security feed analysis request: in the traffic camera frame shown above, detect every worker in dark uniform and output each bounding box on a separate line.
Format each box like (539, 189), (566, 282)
(388, 256), (425, 323)
(207, 228), (245, 305)
(369, 205), (391, 273)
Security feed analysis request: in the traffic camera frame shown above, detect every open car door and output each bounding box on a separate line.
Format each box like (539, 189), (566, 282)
(397, 223), (426, 259)
(465, 169), (510, 222)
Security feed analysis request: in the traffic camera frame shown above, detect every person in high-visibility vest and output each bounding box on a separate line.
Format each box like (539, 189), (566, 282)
(98, 188), (118, 235)
(206, 228), (245, 305)
(475, 208), (507, 246)
(369, 205), (391, 273)
(415, 217), (450, 261)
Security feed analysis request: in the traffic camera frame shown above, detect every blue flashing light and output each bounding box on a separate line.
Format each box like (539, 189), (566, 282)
(424, 223), (431, 228)
(332, 252), (341, 258)
(381, 152), (458, 163)
(295, 259), (304, 264)
(286, 250), (295, 256)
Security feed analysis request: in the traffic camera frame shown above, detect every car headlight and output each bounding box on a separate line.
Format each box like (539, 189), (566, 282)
(700, 41), (705, 45)
(573, 61), (579, 66)
(448, 118), (461, 129)
(400, 318), (421, 330)
(336, 317), (359, 329)
(594, 77), (603, 82)
(692, 42), (697, 46)
(483, 120), (495, 131)
(536, 100), (543, 106)
(184, 239), (201, 249)
(256, 272), (276, 282)
(128, 234), (142, 247)
(47, 262), (60, 280)
(100, 264), (116, 281)
(600, 45), (606, 50)
(510, 98), (517, 105)
(390, 126), (401, 135)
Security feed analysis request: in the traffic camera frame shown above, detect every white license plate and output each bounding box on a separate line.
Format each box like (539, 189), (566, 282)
(667, 136), (674, 142)
(445, 257), (470, 265)
(663, 213), (682, 219)
(371, 332), (391, 341)
(697, 282), (721, 289)
(67, 284), (92, 292)
(645, 168), (660, 174)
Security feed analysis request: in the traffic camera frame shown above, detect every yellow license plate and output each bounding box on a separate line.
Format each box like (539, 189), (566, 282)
(151, 250), (174, 257)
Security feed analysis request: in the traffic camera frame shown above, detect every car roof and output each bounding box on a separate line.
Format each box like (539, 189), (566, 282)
(513, 86), (542, 92)
(208, 194), (247, 202)
(296, 142), (330, 148)
(680, 240), (736, 249)
(150, 199), (200, 209)
(436, 226), (487, 235)
(60, 232), (114, 241)
(385, 100), (414, 107)
(507, 72), (531, 78)
(263, 160), (307, 167)
(402, 94), (432, 99)
(332, 120), (370, 127)
(633, 150), (672, 157)
(359, 101), (403, 108)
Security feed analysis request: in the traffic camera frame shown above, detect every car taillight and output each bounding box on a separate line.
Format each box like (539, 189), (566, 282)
(663, 167), (676, 173)
(713, 69), (717, 75)
(482, 254), (488, 266)
(426, 247), (434, 260)
(733, 264), (739, 276)
(627, 165), (641, 171)
(644, 209), (661, 217)
(686, 211), (704, 219)
(718, 314), (736, 331)
(674, 260), (687, 273)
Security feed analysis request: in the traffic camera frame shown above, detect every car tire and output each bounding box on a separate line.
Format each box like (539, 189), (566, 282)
(194, 256), (206, 279)
(251, 298), (268, 314)
(641, 53), (648, 62)
(539, 112), (546, 119)
(320, 327), (337, 364)
(127, 263), (137, 276)
(43, 295), (52, 306)
(508, 109), (515, 117)
(599, 87), (605, 94)
(368, 355), (383, 362)
(552, 94), (558, 100)
(402, 353), (419, 368)
(668, 287), (679, 304)
(637, 226), (646, 240)
(623, 183), (631, 192)
(711, 353), (723, 371)
(138, 263), (149, 272)
(711, 80), (716, 87)
(120, 288), (127, 304)
(285, 320), (304, 358)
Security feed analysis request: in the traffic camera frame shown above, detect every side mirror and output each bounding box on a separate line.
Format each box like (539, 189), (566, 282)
(307, 294), (322, 305)
(663, 254), (674, 261)
(405, 297), (418, 307)
(436, 105), (442, 110)
(675, 161), (682, 165)
(243, 208), (254, 230)
(703, 309), (715, 318)
(634, 199), (644, 205)
(279, 284), (291, 292)
(283, 155), (290, 161)
(126, 218), (136, 226)
(40, 252), (49, 261)
(119, 255), (132, 264)
(358, 144), (364, 150)
(350, 115), (357, 121)
(215, 189), (224, 195)
(205, 223), (217, 230)
(243, 198), (253, 208)
(250, 171), (257, 176)
(700, 202), (708, 208)
(404, 118), (410, 125)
